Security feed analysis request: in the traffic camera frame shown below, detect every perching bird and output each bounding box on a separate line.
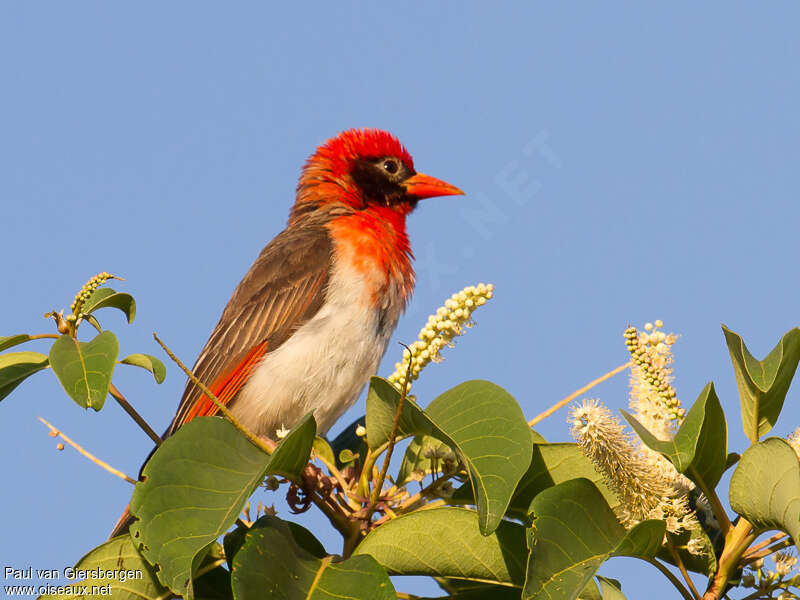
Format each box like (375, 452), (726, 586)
(110, 128), (462, 537)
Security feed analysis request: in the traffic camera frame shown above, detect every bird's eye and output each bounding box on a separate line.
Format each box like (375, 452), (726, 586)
(382, 160), (399, 174)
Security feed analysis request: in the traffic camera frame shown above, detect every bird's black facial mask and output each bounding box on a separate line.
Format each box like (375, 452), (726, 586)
(351, 157), (415, 208)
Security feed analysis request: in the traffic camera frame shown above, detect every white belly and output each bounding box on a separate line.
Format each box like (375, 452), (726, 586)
(231, 269), (394, 437)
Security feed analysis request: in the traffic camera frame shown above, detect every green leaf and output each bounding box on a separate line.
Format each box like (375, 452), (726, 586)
(232, 515), (395, 600)
(120, 353), (166, 384)
(48, 332), (118, 410)
(0, 351), (49, 401)
(365, 377), (434, 449)
(397, 435), (453, 486)
(312, 435), (336, 468)
(130, 414), (316, 598)
(366, 377), (532, 535)
(0, 334), (33, 352)
(82, 287), (137, 323)
(507, 442), (621, 518)
(523, 478), (664, 600)
(357, 507), (526, 586)
(39, 535), (168, 600)
(723, 325), (800, 442)
(622, 382), (728, 490)
(729, 437), (800, 544)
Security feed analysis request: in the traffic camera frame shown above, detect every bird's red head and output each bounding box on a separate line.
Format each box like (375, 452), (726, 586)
(291, 128), (463, 224)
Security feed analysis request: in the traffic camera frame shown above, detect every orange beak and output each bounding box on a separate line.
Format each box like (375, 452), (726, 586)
(403, 172), (464, 200)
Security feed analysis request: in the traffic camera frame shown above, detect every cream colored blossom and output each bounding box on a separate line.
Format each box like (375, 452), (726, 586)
(569, 399), (691, 529)
(387, 283), (494, 391)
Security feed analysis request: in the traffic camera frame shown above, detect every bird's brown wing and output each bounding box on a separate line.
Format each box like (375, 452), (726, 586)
(166, 223), (333, 436)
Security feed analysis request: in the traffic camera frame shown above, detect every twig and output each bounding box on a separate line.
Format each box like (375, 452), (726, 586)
(312, 447), (361, 512)
(742, 532), (788, 559)
(647, 558), (696, 600)
(741, 538), (794, 565)
(38, 416), (136, 484)
(528, 362), (631, 426)
(366, 345), (413, 517)
(153, 333), (274, 456)
(109, 383), (162, 446)
(398, 476), (454, 512)
(667, 537), (702, 600)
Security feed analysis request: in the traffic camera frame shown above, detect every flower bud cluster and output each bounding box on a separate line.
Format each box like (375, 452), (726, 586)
(70, 272), (118, 315)
(388, 283), (494, 391)
(625, 320), (684, 438)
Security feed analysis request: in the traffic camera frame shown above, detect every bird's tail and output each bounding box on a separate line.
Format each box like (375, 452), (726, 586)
(109, 504), (135, 539)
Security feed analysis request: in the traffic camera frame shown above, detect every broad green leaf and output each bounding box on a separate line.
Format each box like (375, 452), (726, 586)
(0, 334), (33, 352)
(723, 325), (800, 442)
(356, 507), (527, 587)
(622, 382), (728, 490)
(366, 377), (532, 534)
(39, 535), (167, 600)
(729, 437), (800, 543)
(397, 435), (454, 485)
(523, 478), (664, 600)
(130, 414), (316, 598)
(82, 287), (137, 323)
(507, 442), (620, 517)
(49, 332), (118, 410)
(232, 515), (395, 600)
(426, 381), (532, 534)
(0, 351), (49, 401)
(120, 353), (166, 384)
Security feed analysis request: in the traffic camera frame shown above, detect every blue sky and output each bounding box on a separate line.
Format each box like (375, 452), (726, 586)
(2, 3), (799, 598)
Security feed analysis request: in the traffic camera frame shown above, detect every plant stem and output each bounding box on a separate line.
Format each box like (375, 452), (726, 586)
(366, 365), (411, 517)
(702, 518), (757, 600)
(742, 532), (788, 559)
(108, 383), (162, 446)
(312, 447), (361, 512)
(647, 558), (696, 600)
(667, 538), (702, 600)
(741, 538), (793, 565)
(528, 362), (631, 427)
(29, 333), (60, 340)
(153, 333), (274, 456)
(688, 466), (732, 536)
(398, 476), (453, 512)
